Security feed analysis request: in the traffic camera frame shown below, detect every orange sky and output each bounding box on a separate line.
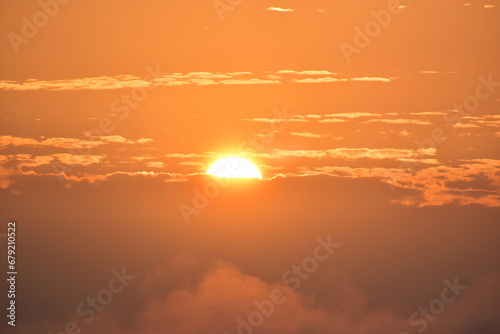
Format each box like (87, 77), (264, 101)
(1, 1), (499, 334)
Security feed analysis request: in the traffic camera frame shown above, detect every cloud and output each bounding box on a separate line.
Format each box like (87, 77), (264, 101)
(6, 172), (500, 334)
(241, 117), (306, 123)
(266, 6), (294, 12)
(388, 161), (500, 206)
(130, 157), (154, 162)
(324, 112), (376, 119)
(137, 138), (155, 144)
(351, 77), (395, 82)
(0, 154), (55, 172)
(0, 75), (153, 91)
(293, 78), (346, 84)
(0, 135), (151, 149)
(288, 132), (342, 139)
(164, 153), (201, 159)
(276, 70), (337, 76)
(268, 150), (328, 158)
(288, 160), (499, 207)
(262, 148), (436, 160)
(185, 72), (233, 79)
(126, 262), (410, 334)
(99, 136), (134, 144)
(147, 162), (165, 168)
(411, 111), (447, 116)
(318, 118), (346, 123)
(290, 132), (322, 138)
(18, 256), (500, 334)
(190, 78), (218, 86)
(327, 148), (436, 160)
(0, 71), (398, 91)
(52, 154), (105, 166)
(366, 119), (433, 125)
(220, 79), (281, 85)
(452, 123), (480, 128)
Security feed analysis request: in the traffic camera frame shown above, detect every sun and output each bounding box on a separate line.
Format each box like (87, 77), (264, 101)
(206, 157), (262, 180)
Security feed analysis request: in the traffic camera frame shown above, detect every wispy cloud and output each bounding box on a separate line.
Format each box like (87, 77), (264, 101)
(220, 79), (280, 85)
(351, 77), (394, 82)
(293, 77), (347, 84)
(0, 135), (152, 149)
(290, 132), (322, 138)
(365, 119), (433, 125)
(147, 161), (165, 168)
(52, 154), (105, 166)
(276, 70), (337, 76)
(452, 123), (480, 129)
(263, 148), (436, 160)
(325, 112), (376, 118)
(240, 117), (306, 123)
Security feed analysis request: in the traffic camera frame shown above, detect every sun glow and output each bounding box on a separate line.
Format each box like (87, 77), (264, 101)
(206, 157), (262, 180)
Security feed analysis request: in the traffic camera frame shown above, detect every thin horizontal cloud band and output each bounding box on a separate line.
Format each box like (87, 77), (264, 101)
(0, 70), (398, 91)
